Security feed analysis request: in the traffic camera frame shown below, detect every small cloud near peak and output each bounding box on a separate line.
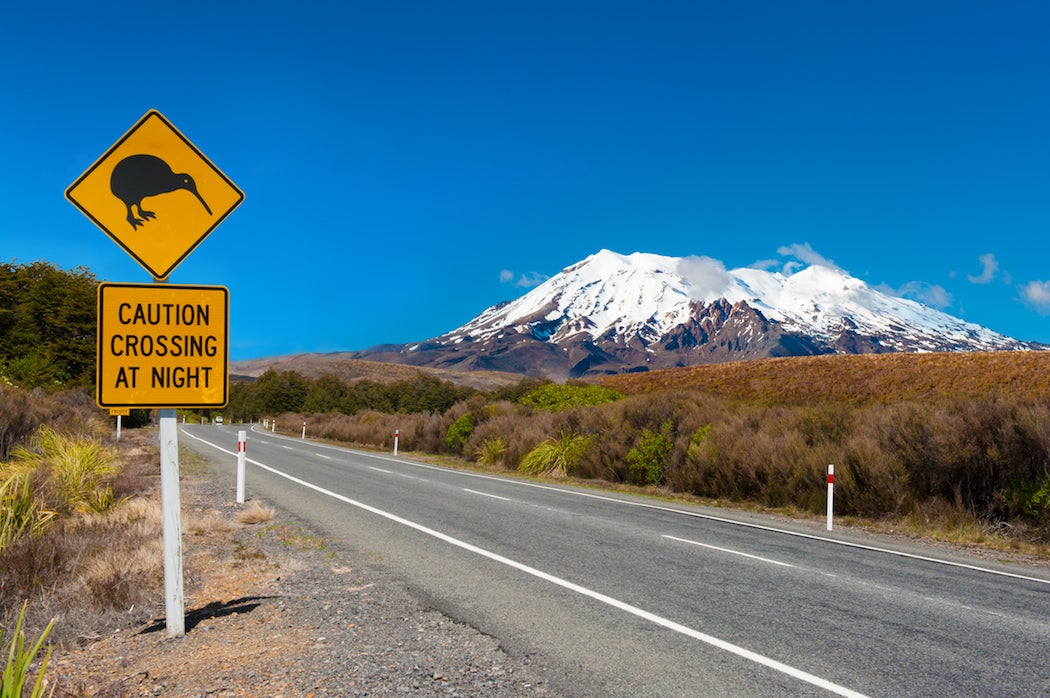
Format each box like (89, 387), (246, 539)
(501, 269), (549, 288)
(776, 242), (843, 274)
(676, 255), (731, 299)
(967, 253), (999, 284)
(897, 281), (953, 309)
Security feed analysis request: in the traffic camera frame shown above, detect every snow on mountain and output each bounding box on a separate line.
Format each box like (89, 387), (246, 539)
(445, 249), (1024, 353)
(353, 249), (1041, 379)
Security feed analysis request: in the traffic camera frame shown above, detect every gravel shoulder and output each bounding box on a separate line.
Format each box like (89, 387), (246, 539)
(49, 444), (552, 697)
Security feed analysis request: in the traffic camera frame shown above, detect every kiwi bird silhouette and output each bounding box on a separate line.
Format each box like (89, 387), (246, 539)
(110, 154), (212, 229)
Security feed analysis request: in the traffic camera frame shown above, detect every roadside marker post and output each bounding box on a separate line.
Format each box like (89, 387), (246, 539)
(394, 428), (400, 456)
(827, 464), (835, 531)
(302, 421), (307, 440)
(236, 430), (247, 504)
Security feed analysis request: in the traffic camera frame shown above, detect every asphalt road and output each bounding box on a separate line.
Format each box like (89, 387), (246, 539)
(179, 424), (1050, 697)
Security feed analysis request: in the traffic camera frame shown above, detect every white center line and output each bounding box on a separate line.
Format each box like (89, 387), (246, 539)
(464, 488), (511, 501)
(315, 454), (332, 460)
(368, 466), (393, 474)
(664, 535), (795, 568)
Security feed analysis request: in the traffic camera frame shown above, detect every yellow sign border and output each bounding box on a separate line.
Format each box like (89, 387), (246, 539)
(97, 282), (229, 409)
(67, 110), (244, 280)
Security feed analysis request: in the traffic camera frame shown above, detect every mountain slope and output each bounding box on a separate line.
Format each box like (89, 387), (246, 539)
(354, 250), (1043, 379)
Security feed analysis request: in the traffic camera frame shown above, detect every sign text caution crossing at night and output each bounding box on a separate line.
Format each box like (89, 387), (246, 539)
(97, 283), (229, 408)
(66, 110), (244, 280)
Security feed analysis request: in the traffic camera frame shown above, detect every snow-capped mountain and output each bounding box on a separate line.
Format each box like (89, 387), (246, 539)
(355, 250), (1043, 379)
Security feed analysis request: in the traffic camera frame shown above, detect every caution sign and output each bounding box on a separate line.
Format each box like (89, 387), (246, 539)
(97, 283), (229, 408)
(66, 110), (244, 280)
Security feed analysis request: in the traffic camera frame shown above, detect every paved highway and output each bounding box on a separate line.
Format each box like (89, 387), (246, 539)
(179, 424), (1050, 697)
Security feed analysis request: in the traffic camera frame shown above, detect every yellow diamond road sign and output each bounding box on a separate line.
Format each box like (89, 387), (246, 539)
(97, 282), (229, 409)
(67, 110), (244, 280)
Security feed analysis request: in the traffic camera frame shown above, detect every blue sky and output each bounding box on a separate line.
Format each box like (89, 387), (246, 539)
(3, 1), (1049, 360)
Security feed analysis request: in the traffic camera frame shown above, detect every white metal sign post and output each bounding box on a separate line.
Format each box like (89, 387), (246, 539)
(159, 409), (184, 637)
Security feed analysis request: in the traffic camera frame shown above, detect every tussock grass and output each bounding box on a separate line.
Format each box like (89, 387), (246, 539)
(0, 472), (55, 554)
(6, 426), (123, 516)
(518, 433), (592, 477)
(236, 501), (275, 526)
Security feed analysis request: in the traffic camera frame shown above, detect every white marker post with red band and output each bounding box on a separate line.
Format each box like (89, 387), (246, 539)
(394, 428), (400, 456)
(236, 430), (247, 504)
(826, 464), (834, 531)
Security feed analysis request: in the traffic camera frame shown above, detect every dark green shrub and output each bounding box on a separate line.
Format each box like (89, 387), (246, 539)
(445, 414), (474, 453)
(627, 420), (673, 486)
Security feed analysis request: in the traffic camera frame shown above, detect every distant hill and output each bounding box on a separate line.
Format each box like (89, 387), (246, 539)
(600, 351), (1050, 404)
(229, 353), (523, 391)
(349, 250), (1045, 380)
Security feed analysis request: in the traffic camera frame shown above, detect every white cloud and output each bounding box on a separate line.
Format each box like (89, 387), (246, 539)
(776, 242), (842, 272)
(500, 269), (548, 288)
(1020, 280), (1050, 315)
(676, 255), (732, 298)
(967, 253), (999, 284)
(517, 272), (549, 288)
(897, 281), (953, 309)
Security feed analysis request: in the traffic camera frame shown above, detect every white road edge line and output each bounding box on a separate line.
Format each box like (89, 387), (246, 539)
(664, 535), (795, 568)
(242, 425), (1050, 586)
(183, 429), (868, 698)
(463, 488), (511, 501)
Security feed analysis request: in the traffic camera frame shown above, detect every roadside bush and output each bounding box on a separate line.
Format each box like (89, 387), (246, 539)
(474, 437), (508, 466)
(518, 383), (622, 412)
(627, 420), (673, 486)
(445, 414), (474, 454)
(463, 405), (555, 470)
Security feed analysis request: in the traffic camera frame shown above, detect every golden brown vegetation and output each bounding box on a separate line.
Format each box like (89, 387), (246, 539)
(600, 352), (1050, 404)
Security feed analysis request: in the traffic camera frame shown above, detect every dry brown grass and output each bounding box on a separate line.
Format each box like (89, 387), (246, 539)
(236, 501), (275, 525)
(600, 352), (1050, 404)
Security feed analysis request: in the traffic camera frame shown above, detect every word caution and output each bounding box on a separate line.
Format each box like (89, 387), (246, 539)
(97, 283), (229, 408)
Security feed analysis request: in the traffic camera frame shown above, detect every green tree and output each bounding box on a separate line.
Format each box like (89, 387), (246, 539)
(0, 261), (97, 389)
(302, 375), (350, 413)
(251, 370), (309, 414)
